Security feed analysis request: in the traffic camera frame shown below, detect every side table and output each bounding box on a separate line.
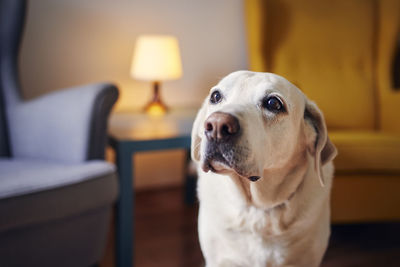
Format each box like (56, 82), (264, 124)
(108, 108), (197, 267)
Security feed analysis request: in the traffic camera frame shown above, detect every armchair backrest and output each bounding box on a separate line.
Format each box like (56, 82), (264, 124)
(0, 0), (26, 157)
(245, 0), (400, 131)
(0, 88), (9, 157)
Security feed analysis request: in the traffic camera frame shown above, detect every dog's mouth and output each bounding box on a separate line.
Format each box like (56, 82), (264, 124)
(202, 153), (230, 173)
(202, 142), (261, 182)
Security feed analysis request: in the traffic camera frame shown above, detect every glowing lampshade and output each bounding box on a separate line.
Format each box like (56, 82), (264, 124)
(131, 35), (183, 81)
(130, 35), (182, 115)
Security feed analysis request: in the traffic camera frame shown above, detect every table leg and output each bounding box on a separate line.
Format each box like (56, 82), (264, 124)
(115, 145), (134, 267)
(184, 149), (197, 205)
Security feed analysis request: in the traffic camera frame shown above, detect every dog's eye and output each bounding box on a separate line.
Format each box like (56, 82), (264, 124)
(210, 90), (222, 104)
(262, 96), (285, 113)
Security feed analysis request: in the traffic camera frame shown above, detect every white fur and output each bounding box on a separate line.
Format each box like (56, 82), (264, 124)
(192, 71), (337, 267)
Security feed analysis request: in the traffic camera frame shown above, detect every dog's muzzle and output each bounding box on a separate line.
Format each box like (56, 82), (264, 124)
(202, 112), (260, 182)
(203, 112), (240, 172)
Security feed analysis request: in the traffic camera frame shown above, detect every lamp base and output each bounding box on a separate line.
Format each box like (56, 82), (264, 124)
(144, 81), (168, 116)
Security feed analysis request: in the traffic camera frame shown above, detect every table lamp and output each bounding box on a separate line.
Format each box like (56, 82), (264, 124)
(131, 35), (183, 115)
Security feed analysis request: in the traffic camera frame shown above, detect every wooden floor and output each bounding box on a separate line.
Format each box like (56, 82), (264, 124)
(101, 186), (400, 267)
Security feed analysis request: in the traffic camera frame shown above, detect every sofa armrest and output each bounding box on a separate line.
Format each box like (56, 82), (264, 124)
(377, 0), (400, 134)
(7, 83), (118, 163)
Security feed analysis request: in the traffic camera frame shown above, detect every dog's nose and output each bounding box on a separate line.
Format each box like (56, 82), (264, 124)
(204, 112), (240, 142)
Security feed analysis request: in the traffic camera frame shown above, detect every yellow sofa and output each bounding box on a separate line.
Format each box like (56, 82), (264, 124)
(245, 0), (400, 222)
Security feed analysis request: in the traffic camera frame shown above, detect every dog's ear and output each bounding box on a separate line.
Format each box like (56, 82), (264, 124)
(304, 100), (337, 186)
(191, 100), (208, 162)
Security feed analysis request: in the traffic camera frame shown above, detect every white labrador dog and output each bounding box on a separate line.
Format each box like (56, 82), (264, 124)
(191, 71), (337, 267)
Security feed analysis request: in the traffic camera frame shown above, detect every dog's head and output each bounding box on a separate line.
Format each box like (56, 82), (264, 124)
(192, 71), (336, 206)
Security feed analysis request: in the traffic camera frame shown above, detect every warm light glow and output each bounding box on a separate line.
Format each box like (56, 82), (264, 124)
(146, 102), (167, 117)
(131, 35), (183, 81)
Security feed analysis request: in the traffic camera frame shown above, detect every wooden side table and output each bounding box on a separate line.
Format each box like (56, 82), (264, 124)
(108, 108), (197, 267)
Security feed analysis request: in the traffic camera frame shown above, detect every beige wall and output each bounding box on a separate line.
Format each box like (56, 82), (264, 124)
(20, 0), (248, 189)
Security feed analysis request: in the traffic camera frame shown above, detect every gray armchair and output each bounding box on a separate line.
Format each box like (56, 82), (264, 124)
(0, 1), (119, 266)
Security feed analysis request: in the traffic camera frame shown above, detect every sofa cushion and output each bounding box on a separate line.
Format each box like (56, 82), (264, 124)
(0, 159), (115, 199)
(330, 131), (400, 173)
(245, 0), (377, 129)
(0, 159), (117, 232)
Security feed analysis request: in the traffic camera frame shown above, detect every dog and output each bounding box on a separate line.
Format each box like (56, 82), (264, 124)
(191, 71), (337, 267)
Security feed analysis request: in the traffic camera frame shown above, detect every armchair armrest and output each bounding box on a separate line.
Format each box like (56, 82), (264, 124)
(7, 83), (118, 163)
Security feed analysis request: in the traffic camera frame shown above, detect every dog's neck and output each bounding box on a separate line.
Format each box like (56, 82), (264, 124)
(224, 151), (324, 238)
(230, 149), (312, 211)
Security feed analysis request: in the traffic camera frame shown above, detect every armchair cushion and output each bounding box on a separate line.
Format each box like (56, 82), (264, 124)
(331, 131), (400, 173)
(6, 83), (117, 163)
(0, 158), (117, 232)
(0, 159), (115, 199)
